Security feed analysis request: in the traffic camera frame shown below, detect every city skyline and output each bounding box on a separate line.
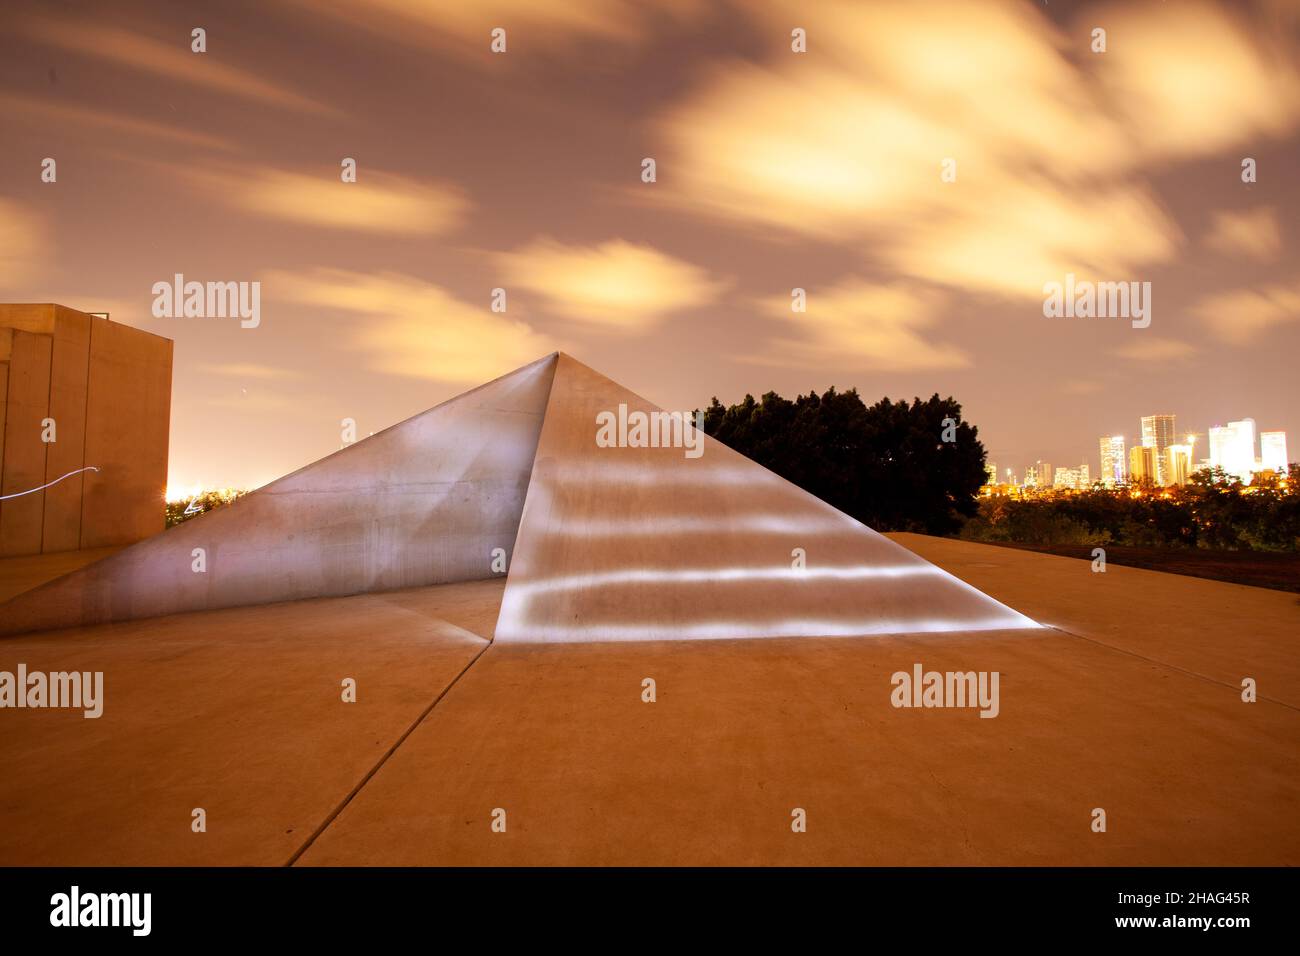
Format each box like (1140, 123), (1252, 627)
(997, 408), (1289, 489)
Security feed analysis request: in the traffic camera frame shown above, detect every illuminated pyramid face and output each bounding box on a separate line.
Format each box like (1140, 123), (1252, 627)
(495, 354), (1038, 643)
(0, 353), (1037, 639)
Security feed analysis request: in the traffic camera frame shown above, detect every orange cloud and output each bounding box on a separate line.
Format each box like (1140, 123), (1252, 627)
(1193, 282), (1300, 345)
(0, 199), (45, 289)
(498, 238), (725, 329)
(0, 94), (234, 152)
(653, 0), (1298, 302)
(182, 165), (468, 235)
(749, 280), (969, 372)
(1112, 337), (1197, 362)
(1203, 207), (1283, 261)
(265, 268), (554, 384)
(197, 362), (305, 381)
(22, 18), (336, 115)
(1084, 1), (1300, 159)
(298, 0), (700, 53)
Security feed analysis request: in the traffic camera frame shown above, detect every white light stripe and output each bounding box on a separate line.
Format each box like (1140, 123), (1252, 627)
(540, 461), (757, 485)
(539, 514), (862, 537)
(0, 466), (100, 500)
(506, 563), (947, 601)
(497, 614), (1043, 643)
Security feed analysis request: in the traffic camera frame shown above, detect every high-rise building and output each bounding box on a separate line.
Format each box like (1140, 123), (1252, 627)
(1261, 431), (1288, 474)
(1208, 425), (1231, 475)
(1141, 414), (1176, 485)
(1053, 463), (1091, 490)
(1099, 435), (1126, 487)
(984, 461), (998, 485)
(1026, 460), (1053, 488)
(1164, 444), (1193, 486)
(1129, 445), (1157, 484)
(1209, 419), (1256, 481)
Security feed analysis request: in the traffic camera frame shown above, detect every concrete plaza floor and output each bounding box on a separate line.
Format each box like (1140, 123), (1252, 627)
(0, 535), (1295, 865)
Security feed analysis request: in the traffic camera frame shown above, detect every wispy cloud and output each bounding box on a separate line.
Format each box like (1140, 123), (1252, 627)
(264, 268), (554, 384)
(1193, 282), (1300, 345)
(1112, 337), (1197, 362)
(0, 94), (234, 152)
(196, 362), (305, 381)
(498, 238), (725, 329)
(1203, 207), (1283, 261)
(748, 280), (969, 372)
(0, 199), (45, 289)
(297, 0), (700, 54)
(205, 390), (305, 413)
(181, 165), (468, 235)
(1061, 380), (1105, 395)
(22, 17), (336, 115)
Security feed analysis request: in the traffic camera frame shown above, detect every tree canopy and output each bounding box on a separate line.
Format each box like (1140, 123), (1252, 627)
(699, 387), (987, 535)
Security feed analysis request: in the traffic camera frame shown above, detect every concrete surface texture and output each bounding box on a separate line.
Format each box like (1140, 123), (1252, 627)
(0, 353), (556, 636)
(0, 546), (120, 605)
(0, 540), (1293, 866)
(0, 580), (502, 865)
(497, 354), (1037, 643)
(0, 305), (173, 558)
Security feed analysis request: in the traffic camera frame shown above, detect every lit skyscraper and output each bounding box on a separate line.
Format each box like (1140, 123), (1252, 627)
(1025, 460), (1054, 488)
(1053, 464), (1091, 490)
(1140, 414), (1176, 485)
(1129, 445), (1157, 484)
(1261, 431), (1288, 474)
(1209, 419), (1256, 481)
(1208, 425), (1231, 474)
(1164, 444), (1193, 486)
(1099, 435), (1126, 487)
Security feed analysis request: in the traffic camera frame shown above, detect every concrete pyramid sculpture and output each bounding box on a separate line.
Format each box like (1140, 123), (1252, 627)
(0, 351), (1037, 638)
(0, 354), (556, 635)
(495, 354), (1037, 642)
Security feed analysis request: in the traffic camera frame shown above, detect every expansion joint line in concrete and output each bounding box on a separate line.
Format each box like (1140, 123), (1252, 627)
(1050, 625), (1300, 714)
(283, 638), (493, 866)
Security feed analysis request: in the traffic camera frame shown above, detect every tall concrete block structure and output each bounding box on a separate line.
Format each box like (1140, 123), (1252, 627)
(0, 305), (172, 558)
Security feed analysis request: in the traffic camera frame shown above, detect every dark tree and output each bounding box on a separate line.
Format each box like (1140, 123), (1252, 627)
(700, 388), (988, 535)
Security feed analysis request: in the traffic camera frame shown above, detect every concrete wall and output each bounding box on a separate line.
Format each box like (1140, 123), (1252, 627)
(0, 329), (52, 557)
(0, 305), (172, 558)
(0, 353), (557, 635)
(81, 313), (173, 548)
(42, 307), (91, 552)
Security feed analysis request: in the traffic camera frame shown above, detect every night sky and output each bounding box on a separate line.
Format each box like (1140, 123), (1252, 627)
(2, 0), (1297, 493)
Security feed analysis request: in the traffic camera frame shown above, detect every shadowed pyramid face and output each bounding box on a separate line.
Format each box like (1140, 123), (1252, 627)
(0, 352), (1037, 640)
(0, 355), (558, 636)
